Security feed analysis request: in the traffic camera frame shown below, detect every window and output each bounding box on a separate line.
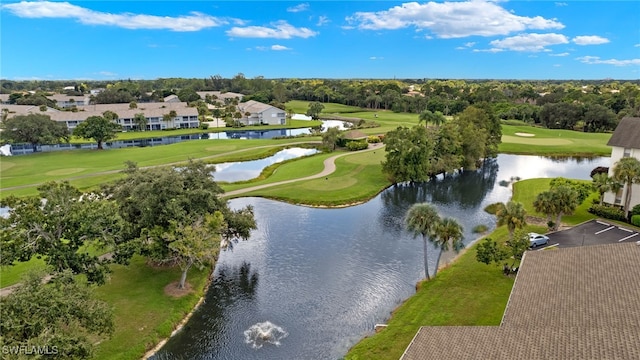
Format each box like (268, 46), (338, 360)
(623, 148), (631, 158)
(614, 188), (623, 205)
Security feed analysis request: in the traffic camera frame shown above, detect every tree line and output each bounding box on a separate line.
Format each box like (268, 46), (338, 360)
(3, 76), (639, 132)
(0, 161), (257, 357)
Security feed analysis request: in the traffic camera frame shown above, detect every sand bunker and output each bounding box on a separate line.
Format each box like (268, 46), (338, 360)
(515, 132), (535, 137)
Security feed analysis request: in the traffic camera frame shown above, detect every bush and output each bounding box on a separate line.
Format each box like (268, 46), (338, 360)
(199, 123), (209, 130)
(346, 140), (368, 151)
(484, 202), (503, 215)
(472, 224), (488, 233)
(588, 204), (626, 222)
(631, 215), (640, 227)
(631, 204), (640, 217)
(367, 135), (381, 143)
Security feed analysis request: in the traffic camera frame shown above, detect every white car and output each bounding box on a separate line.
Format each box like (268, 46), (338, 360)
(528, 232), (549, 248)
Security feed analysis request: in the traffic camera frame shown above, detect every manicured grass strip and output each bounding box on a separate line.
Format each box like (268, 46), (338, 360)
(345, 225), (545, 360)
(512, 178), (597, 226)
(0, 138), (317, 197)
(221, 152), (335, 192)
(232, 150), (391, 206)
(93, 256), (210, 360)
(500, 124), (612, 156)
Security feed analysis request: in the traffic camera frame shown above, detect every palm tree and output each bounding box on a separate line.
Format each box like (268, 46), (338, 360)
(612, 157), (640, 218)
(496, 201), (527, 240)
(418, 110), (446, 128)
(405, 203), (441, 280)
(592, 172), (611, 205)
(432, 217), (463, 277)
(533, 191), (557, 228)
(550, 185), (579, 230)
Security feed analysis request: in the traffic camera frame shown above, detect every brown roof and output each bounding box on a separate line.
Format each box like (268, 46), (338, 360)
(401, 242), (640, 360)
(607, 117), (640, 148)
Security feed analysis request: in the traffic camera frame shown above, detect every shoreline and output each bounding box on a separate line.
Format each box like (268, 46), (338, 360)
(141, 267), (215, 359)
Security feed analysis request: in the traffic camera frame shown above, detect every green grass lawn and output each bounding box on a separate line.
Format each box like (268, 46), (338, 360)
(228, 149), (391, 206)
(221, 151), (335, 192)
(345, 224), (545, 360)
(0, 138), (320, 197)
(92, 256), (210, 360)
(0, 258), (48, 288)
(512, 178), (598, 226)
(500, 124), (612, 156)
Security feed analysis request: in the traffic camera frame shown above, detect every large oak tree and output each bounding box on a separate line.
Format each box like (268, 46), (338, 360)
(0, 113), (69, 150)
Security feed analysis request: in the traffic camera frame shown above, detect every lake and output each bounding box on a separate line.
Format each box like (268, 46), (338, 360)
(152, 154), (609, 360)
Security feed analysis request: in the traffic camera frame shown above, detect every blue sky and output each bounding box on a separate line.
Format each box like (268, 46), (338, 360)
(1, 1), (639, 80)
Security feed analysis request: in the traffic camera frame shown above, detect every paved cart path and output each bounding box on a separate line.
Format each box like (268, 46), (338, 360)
(223, 142), (383, 197)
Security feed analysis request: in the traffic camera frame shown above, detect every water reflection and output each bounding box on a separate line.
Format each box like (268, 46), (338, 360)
(153, 154), (610, 360)
(153, 262), (259, 360)
(212, 148), (319, 182)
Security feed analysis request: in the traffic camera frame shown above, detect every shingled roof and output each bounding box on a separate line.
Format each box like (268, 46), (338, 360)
(401, 242), (640, 360)
(607, 117), (640, 148)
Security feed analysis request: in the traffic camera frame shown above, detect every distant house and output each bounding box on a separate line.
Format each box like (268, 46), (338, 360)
(197, 91), (244, 103)
(602, 117), (640, 210)
(401, 242), (640, 360)
(3, 102), (199, 131)
(164, 94), (180, 103)
(49, 94), (90, 108)
(237, 100), (286, 126)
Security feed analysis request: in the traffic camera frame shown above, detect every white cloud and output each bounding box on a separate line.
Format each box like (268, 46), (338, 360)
(577, 56), (640, 66)
(549, 52), (570, 57)
(287, 3), (309, 13)
(635, 44), (640, 47)
(456, 42), (475, 50)
(271, 44), (291, 51)
(555, 2), (568, 6)
(572, 35), (610, 45)
(226, 20), (317, 39)
(345, 1), (564, 38)
(317, 15), (330, 26)
(369, 56), (384, 60)
(2, 1), (228, 31)
(490, 33), (569, 52)
(472, 48), (504, 53)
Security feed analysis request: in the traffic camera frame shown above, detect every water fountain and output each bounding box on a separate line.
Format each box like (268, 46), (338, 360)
(243, 321), (288, 349)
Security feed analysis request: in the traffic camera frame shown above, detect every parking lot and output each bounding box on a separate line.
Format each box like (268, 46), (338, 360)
(542, 219), (639, 248)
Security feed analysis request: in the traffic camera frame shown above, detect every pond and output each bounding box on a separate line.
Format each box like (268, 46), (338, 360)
(212, 147), (319, 183)
(6, 120), (350, 155)
(152, 154), (609, 360)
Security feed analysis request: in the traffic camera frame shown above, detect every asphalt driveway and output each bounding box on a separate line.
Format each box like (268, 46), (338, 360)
(543, 219), (639, 248)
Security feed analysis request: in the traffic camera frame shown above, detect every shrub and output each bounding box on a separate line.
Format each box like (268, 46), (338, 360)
(199, 123), (209, 130)
(588, 204), (626, 222)
(484, 202), (503, 215)
(472, 224), (488, 233)
(631, 215), (640, 227)
(631, 204), (640, 217)
(346, 140), (368, 151)
(367, 135), (381, 144)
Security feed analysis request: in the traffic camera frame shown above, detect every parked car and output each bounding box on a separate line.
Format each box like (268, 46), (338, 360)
(528, 232), (549, 247)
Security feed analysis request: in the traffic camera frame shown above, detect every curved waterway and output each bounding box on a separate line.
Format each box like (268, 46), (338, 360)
(212, 147), (319, 182)
(152, 154), (609, 360)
